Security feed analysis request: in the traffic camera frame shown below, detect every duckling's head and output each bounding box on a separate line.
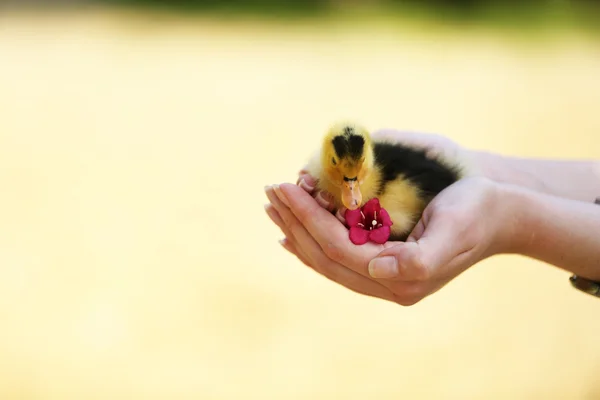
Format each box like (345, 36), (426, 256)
(320, 122), (374, 211)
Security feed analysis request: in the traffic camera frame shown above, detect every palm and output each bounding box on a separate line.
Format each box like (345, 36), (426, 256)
(266, 131), (495, 305)
(294, 129), (468, 276)
(307, 204), (397, 269)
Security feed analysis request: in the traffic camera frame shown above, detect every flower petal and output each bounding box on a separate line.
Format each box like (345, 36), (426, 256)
(369, 226), (391, 244)
(344, 208), (363, 227)
(379, 208), (393, 227)
(362, 198), (381, 220)
(349, 226), (370, 245)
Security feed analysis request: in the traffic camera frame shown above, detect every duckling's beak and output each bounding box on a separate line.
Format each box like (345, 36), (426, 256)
(341, 180), (362, 210)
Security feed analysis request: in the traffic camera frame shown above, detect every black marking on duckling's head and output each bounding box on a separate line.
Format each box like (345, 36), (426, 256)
(332, 133), (365, 162)
(373, 142), (461, 199)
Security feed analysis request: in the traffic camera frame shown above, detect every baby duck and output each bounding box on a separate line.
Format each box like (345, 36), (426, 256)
(305, 121), (464, 241)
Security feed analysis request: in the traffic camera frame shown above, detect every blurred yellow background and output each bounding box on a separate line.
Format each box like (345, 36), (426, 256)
(1, 2), (600, 399)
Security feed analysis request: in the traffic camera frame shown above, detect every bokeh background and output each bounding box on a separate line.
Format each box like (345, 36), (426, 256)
(1, 0), (600, 399)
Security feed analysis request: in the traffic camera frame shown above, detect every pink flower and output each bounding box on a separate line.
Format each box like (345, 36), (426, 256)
(344, 198), (393, 245)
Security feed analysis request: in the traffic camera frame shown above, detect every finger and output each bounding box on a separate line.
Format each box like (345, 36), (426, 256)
(266, 187), (336, 269)
(406, 218), (425, 242)
(297, 174), (317, 194)
(314, 191), (334, 212)
(265, 203), (286, 229)
(316, 260), (397, 302)
(271, 201), (394, 301)
(287, 236), (397, 302)
(415, 210), (474, 274)
(296, 175), (333, 212)
(335, 207), (347, 224)
(368, 242), (429, 281)
(369, 212), (470, 281)
(279, 237), (313, 268)
(267, 186), (345, 270)
(298, 166), (310, 177)
(266, 186), (393, 300)
(265, 203), (314, 267)
(295, 172), (333, 211)
(388, 278), (450, 306)
(277, 183), (381, 276)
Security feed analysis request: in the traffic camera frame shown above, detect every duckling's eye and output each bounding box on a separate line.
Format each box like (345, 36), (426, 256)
(332, 157), (337, 165)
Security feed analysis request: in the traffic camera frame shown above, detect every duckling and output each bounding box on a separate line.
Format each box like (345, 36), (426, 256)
(305, 121), (464, 241)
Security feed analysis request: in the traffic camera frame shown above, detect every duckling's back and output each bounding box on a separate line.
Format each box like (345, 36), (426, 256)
(372, 139), (462, 241)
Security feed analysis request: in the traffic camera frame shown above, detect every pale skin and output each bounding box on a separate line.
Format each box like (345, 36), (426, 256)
(264, 130), (600, 305)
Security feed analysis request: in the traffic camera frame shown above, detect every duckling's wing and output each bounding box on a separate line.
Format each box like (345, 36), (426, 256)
(372, 140), (462, 200)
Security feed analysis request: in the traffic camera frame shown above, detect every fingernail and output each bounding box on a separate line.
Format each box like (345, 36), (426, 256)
(368, 256), (399, 278)
(279, 238), (293, 253)
(315, 191), (331, 209)
(273, 184), (290, 207)
(335, 207), (347, 223)
(303, 175), (317, 187)
(299, 178), (315, 192)
(264, 203), (277, 223)
(264, 185), (272, 193)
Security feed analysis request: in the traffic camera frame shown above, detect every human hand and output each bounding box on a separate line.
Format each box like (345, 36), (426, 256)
(264, 176), (515, 305)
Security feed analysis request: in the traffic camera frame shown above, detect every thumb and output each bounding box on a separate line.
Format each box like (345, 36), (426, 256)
(368, 216), (461, 280)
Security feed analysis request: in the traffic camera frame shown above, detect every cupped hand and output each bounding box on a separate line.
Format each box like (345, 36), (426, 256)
(265, 183), (398, 302)
(265, 175), (514, 306)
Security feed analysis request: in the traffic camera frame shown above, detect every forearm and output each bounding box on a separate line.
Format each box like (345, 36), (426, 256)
(504, 184), (600, 281)
(471, 150), (600, 203)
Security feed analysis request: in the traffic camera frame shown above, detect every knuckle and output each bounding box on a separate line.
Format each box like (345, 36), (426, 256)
(410, 258), (431, 281)
(335, 212), (346, 225)
(393, 293), (421, 307)
(298, 175), (316, 192)
(284, 214), (303, 234)
(304, 174), (317, 187)
(312, 261), (338, 282)
(392, 249), (431, 281)
(323, 242), (345, 263)
(295, 207), (314, 226)
(298, 257), (314, 268)
(391, 283), (426, 306)
(315, 192), (331, 209)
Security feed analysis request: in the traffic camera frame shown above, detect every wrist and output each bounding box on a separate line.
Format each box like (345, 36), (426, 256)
(493, 182), (562, 259)
(487, 180), (534, 256)
(495, 184), (600, 281)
